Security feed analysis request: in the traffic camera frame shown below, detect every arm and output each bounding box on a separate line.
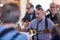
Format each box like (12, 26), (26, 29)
(22, 13), (28, 22)
(48, 19), (54, 32)
(15, 33), (28, 40)
(26, 22), (33, 32)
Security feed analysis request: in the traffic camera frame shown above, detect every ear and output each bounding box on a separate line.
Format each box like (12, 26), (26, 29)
(42, 11), (46, 16)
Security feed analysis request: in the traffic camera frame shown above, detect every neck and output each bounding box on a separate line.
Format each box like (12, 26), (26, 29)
(51, 14), (56, 17)
(0, 23), (16, 28)
(37, 16), (44, 22)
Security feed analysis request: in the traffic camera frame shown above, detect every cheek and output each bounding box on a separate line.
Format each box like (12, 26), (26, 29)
(27, 10), (31, 13)
(50, 8), (56, 11)
(35, 14), (39, 17)
(50, 9), (54, 13)
(27, 10), (30, 12)
(39, 15), (42, 17)
(36, 14), (41, 18)
(50, 9), (52, 12)
(35, 14), (38, 17)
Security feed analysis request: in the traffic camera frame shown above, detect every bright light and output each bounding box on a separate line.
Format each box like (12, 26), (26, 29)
(30, 0), (52, 11)
(0, 4), (4, 7)
(54, 0), (60, 5)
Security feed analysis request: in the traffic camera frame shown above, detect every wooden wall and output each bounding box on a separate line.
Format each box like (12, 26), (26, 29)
(1, 0), (20, 6)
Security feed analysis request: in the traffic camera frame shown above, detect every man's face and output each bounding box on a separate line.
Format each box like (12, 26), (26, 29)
(26, 4), (34, 14)
(35, 9), (44, 21)
(50, 3), (57, 14)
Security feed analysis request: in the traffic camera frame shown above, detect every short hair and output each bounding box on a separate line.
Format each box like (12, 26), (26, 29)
(27, 3), (34, 8)
(36, 4), (43, 10)
(50, 3), (56, 7)
(1, 3), (20, 23)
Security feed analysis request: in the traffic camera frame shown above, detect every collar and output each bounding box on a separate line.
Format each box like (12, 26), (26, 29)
(36, 16), (45, 23)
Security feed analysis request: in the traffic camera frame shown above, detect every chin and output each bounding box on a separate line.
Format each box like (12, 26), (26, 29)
(37, 19), (40, 21)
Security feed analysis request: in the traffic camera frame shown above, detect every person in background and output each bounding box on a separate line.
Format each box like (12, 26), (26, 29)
(56, 5), (60, 13)
(22, 3), (36, 28)
(51, 5), (60, 38)
(51, 8), (60, 40)
(26, 4), (54, 40)
(22, 3), (36, 22)
(0, 3), (28, 40)
(46, 3), (57, 24)
(0, 7), (3, 20)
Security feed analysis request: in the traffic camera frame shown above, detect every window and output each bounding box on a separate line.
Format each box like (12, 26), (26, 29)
(30, 0), (52, 11)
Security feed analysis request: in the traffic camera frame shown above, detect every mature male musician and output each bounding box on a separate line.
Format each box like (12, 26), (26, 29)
(26, 4), (54, 40)
(22, 3), (36, 22)
(46, 3), (57, 24)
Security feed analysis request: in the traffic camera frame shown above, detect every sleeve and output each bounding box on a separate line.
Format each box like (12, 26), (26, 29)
(26, 21), (33, 32)
(22, 13), (28, 22)
(51, 34), (59, 40)
(15, 33), (28, 40)
(48, 19), (54, 30)
(20, 32), (31, 40)
(46, 14), (50, 18)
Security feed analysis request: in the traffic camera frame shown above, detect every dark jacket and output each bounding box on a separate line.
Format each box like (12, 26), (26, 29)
(0, 27), (28, 40)
(22, 11), (36, 22)
(46, 12), (58, 24)
(51, 34), (60, 40)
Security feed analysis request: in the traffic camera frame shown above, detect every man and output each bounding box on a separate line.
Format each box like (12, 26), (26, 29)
(22, 3), (36, 22)
(51, 13), (60, 40)
(22, 3), (36, 27)
(46, 3), (57, 24)
(0, 3), (28, 40)
(46, 3), (60, 36)
(26, 4), (54, 40)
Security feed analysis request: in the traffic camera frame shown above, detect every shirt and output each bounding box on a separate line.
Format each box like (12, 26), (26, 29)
(22, 11), (36, 22)
(26, 17), (54, 40)
(0, 26), (28, 40)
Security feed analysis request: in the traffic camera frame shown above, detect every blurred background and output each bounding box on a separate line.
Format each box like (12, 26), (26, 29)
(0, 0), (60, 20)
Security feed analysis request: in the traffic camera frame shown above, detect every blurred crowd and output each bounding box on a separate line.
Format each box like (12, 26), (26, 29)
(0, 2), (60, 40)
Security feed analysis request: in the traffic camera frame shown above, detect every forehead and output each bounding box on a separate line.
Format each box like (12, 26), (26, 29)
(27, 3), (30, 6)
(35, 9), (43, 12)
(26, 3), (31, 8)
(50, 3), (56, 7)
(35, 9), (43, 15)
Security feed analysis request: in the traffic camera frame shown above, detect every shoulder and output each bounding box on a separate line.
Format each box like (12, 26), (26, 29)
(0, 27), (6, 32)
(15, 32), (28, 40)
(27, 19), (37, 26)
(47, 18), (54, 27)
(47, 18), (54, 24)
(47, 18), (53, 23)
(30, 19), (37, 23)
